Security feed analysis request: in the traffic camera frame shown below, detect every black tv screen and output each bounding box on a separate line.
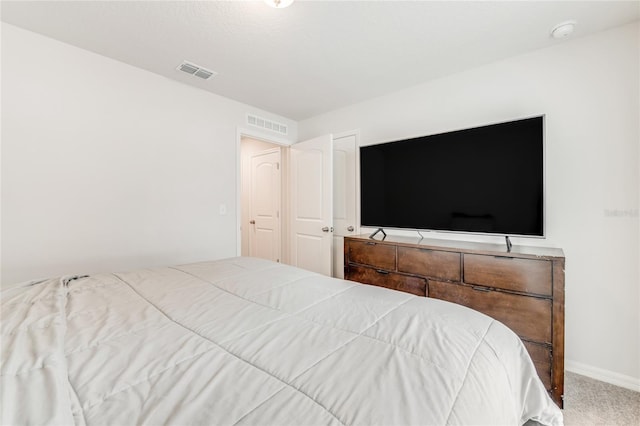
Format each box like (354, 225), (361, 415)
(360, 116), (544, 237)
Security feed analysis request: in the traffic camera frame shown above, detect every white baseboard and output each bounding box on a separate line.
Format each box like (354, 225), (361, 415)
(565, 359), (640, 392)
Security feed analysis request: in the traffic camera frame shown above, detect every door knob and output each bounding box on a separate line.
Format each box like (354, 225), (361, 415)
(347, 225), (354, 232)
(322, 227), (330, 232)
(249, 220), (255, 224)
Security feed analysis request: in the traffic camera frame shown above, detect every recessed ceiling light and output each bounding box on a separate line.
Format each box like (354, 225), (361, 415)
(551, 20), (577, 39)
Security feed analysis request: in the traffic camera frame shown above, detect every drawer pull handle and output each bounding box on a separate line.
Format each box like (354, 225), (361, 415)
(376, 269), (389, 275)
(472, 286), (491, 292)
(366, 242), (376, 246)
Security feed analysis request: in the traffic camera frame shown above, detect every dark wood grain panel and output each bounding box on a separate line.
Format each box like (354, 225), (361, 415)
(523, 341), (552, 390)
(551, 257), (565, 406)
(347, 240), (396, 270)
(346, 265), (426, 297)
(397, 247), (461, 281)
(428, 280), (552, 344)
(464, 254), (552, 296)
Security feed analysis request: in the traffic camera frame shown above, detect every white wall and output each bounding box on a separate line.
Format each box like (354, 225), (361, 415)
(300, 22), (640, 389)
(1, 23), (297, 286)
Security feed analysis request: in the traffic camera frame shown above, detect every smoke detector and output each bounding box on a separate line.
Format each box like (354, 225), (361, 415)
(550, 20), (577, 39)
(264, 0), (294, 8)
(177, 61), (217, 80)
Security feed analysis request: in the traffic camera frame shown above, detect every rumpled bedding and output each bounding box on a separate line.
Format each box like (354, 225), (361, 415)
(1, 256), (563, 425)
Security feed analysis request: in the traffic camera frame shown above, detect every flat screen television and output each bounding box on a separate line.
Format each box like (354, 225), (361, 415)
(360, 116), (544, 237)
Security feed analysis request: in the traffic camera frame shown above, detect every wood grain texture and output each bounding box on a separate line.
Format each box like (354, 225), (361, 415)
(397, 247), (461, 281)
(551, 257), (566, 406)
(346, 264), (426, 297)
(347, 240), (397, 270)
(428, 280), (552, 343)
(464, 254), (552, 296)
(523, 341), (552, 390)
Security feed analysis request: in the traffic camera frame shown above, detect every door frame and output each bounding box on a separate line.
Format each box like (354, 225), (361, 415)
(332, 129), (361, 236)
(332, 129), (360, 278)
(236, 127), (291, 259)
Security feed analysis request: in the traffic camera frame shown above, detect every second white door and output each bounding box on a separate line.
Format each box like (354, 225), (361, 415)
(290, 134), (333, 276)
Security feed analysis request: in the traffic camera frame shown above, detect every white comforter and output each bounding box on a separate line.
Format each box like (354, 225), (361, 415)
(1, 257), (562, 425)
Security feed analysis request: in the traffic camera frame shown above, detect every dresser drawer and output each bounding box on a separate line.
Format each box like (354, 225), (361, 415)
(398, 247), (461, 281)
(428, 280), (552, 343)
(348, 240), (396, 270)
(523, 341), (552, 391)
(464, 254), (552, 296)
(346, 265), (426, 297)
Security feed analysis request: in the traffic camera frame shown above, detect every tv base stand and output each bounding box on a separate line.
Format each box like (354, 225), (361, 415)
(369, 228), (387, 239)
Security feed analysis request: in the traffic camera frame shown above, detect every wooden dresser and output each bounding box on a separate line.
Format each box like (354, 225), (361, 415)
(344, 234), (565, 407)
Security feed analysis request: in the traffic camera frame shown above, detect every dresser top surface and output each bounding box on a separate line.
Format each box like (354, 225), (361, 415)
(346, 234), (565, 260)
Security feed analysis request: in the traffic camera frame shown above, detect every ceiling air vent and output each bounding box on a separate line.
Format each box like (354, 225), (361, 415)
(247, 114), (288, 136)
(177, 61), (217, 80)
(194, 68), (214, 80)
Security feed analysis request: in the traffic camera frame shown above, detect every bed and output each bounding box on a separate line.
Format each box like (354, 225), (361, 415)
(1, 256), (562, 425)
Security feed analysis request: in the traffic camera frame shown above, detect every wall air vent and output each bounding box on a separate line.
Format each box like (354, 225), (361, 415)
(177, 61), (217, 80)
(247, 114), (288, 135)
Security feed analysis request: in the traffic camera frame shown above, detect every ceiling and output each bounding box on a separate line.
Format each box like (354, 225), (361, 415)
(2, 1), (638, 121)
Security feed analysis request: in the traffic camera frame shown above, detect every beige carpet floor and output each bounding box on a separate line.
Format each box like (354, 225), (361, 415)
(562, 371), (640, 425)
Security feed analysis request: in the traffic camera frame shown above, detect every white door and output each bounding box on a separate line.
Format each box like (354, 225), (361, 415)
(249, 149), (281, 262)
(290, 134), (333, 276)
(333, 134), (358, 278)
